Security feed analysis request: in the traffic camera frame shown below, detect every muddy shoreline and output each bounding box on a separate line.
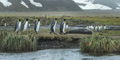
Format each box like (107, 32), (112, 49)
(37, 38), (80, 50)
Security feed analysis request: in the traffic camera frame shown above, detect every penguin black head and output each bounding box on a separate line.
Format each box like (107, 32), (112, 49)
(26, 18), (28, 21)
(64, 19), (66, 21)
(38, 19), (40, 21)
(19, 19), (21, 21)
(55, 18), (57, 20)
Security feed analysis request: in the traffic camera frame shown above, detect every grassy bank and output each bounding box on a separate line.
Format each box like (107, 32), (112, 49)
(0, 28), (120, 53)
(79, 34), (120, 54)
(0, 29), (81, 52)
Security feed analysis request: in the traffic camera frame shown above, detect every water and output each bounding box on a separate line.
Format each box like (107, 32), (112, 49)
(0, 26), (85, 30)
(0, 25), (120, 30)
(0, 49), (120, 60)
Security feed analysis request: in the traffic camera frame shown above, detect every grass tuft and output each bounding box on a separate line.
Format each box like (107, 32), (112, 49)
(0, 30), (37, 52)
(80, 34), (120, 54)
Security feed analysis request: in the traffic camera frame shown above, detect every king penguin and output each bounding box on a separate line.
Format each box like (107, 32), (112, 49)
(60, 19), (66, 34)
(34, 19), (40, 34)
(50, 18), (57, 34)
(15, 19), (21, 34)
(22, 19), (29, 31)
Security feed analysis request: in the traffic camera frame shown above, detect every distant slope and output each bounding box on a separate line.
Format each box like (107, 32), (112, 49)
(93, 0), (120, 9)
(0, 0), (82, 12)
(73, 0), (120, 10)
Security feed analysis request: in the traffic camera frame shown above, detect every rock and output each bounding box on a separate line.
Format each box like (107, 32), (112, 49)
(66, 29), (93, 34)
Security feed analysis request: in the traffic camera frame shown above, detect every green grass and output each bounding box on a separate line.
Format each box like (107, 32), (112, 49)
(100, 30), (120, 36)
(91, 30), (120, 36)
(1, 35), (37, 52)
(0, 29), (37, 52)
(0, 16), (120, 26)
(80, 34), (120, 54)
(70, 16), (120, 25)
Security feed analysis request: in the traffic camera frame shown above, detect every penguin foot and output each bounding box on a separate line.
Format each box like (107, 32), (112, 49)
(54, 33), (57, 35)
(63, 33), (66, 35)
(50, 32), (52, 34)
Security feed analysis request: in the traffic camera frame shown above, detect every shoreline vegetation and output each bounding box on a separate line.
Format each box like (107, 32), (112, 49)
(0, 28), (120, 54)
(0, 14), (120, 54)
(0, 29), (82, 52)
(80, 34), (120, 54)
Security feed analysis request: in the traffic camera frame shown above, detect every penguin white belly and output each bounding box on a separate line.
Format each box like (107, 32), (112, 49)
(100, 26), (102, 30)
(66, 25), (68, 28)
(53, 23), (56, 32)
(86, 26), (89, 29)
(15, 27), (19, 32)
(36, 23), (40, 32)
(91, 26), (94, 30)
(63, 23), (66, 33)
(15, 23), (20, 33)
(95, 27), (97, 31)
(24, 23), (28, 30)
(89, 26), (92, 30)
(18, 22), (21, 30)
(104, 26), (106, 30)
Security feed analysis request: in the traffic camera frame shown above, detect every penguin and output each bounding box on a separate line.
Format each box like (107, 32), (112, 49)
(60, 19), (66, 34)
(91, 25), (94, 30)
(66, 25), (69, 28)
(34, 19), (40, 34)
(103, 25), (107, 30)
(95, 26), (98, 31)
(22, 19), (29, 31)
(15, 19), (21, 33)
(98, 26), (101, 32)
(4, 23), (7, 27)
(86, 26), (90, 29)
(50, 18), (57, 34)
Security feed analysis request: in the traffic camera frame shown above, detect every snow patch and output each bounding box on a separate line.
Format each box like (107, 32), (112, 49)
(0, 0), (12, 7)
(116, 7), (120, 9)
(116, 3), (120, 7)
(116, 3), (120, 9)
(20, 0), (29, 8)
(73, 0), (112, 10)
(29, 0), (43, 7)
(79, 3), (112, 10)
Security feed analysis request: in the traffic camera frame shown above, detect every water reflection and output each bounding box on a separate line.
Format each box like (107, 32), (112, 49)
(0, 49), (120, 60)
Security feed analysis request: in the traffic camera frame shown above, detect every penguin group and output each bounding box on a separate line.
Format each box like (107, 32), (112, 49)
(86, 25), (107, 32)
(50, 18), (67, 34)
(15, 18), (67, 34)
(15, 18), (41, 34)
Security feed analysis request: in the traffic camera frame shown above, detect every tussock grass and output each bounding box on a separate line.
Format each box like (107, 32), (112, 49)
(1, 35), (37, 52)
(0, 29), (37, 52)
(80, 34), (120, 53)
